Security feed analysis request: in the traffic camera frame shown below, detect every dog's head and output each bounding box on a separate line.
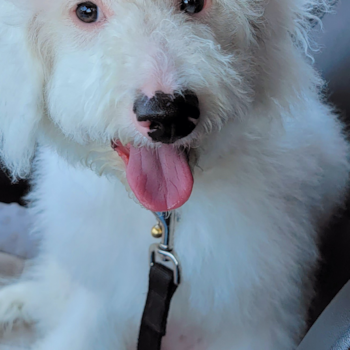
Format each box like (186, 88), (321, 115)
(0, 0), (327, 211)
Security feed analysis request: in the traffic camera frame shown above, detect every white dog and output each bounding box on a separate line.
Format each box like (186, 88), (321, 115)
(0, 0), (348, 349)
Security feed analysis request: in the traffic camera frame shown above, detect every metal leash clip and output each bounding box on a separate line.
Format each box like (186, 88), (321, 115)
(150, 211), (181, 285)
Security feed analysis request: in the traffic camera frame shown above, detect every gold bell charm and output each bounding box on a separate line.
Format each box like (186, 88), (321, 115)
(151, 224), (163, 239)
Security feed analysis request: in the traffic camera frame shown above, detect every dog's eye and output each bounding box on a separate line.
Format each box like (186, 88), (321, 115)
(180, 0), (205, 14)
(76, 2), (99, 23)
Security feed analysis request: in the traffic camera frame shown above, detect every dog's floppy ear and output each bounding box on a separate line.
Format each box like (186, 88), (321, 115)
(0, 1), (44, 178)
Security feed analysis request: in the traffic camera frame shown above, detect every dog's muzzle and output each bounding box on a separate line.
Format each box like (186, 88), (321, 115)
(133, 91), (200, 144)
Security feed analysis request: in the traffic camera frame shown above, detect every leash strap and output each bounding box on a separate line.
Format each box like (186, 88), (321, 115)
(137, 211), (180, 350)
(137, 263), (178, 350)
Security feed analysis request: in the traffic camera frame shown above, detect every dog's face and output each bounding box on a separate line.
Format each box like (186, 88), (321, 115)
(0, 0), (321, 211)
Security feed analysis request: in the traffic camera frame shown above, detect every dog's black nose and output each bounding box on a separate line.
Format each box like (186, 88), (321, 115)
(133, 91), (200, 144)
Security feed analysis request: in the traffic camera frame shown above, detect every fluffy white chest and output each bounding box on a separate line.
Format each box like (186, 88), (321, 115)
(27, 147), (322, 349)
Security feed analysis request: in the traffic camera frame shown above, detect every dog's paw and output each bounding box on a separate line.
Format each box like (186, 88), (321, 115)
(0, 283), (33, 332)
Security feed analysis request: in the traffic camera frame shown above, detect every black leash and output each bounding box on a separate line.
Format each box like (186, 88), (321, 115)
(138, 263), (178, 350)
(137, 212), (180, 350)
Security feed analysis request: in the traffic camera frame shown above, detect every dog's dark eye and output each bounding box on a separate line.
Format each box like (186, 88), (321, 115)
(180, 0), (205, 14)
(76, 2), (99, 23)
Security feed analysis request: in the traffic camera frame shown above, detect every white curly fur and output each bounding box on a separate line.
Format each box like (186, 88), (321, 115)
(0, 0), (348, 349)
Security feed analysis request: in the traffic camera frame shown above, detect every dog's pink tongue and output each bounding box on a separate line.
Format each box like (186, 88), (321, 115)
(126, 145), (193, 212)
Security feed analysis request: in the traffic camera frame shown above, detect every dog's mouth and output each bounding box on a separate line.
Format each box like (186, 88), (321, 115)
(112, 141), (193, 212)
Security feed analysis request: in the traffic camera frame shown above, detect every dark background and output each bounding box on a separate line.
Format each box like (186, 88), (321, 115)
(0, 1), (349, 327)
(309, 0), (350, 323)
(0, 171), (27, 205)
